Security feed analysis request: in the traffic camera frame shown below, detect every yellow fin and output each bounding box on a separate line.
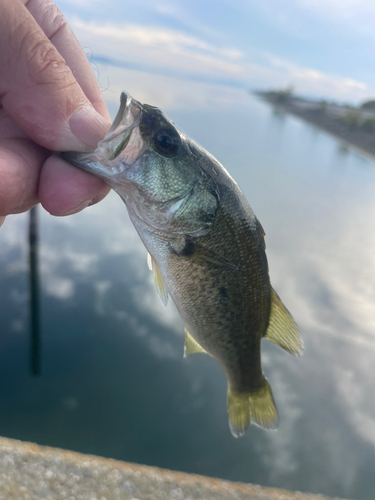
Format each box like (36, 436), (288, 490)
(147, 254), (168, 307)
(264, 287), (303, 357)
(147, 252), (153, 271)
(184, 329), (208, 357)
(227, 378), (278, 437)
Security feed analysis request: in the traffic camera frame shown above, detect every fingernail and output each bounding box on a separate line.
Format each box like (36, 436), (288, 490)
(58, 199), (93, 216)
(69, 106), (110, 151)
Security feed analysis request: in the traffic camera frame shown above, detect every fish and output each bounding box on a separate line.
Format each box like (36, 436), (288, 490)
(63, 92), (303, 437)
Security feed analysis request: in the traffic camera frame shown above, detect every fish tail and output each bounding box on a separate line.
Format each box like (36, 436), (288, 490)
(227, 378), (278, 437)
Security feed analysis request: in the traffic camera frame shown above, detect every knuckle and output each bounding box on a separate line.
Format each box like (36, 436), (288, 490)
(23, 0), (68, 39)
(38, 1), (68, 39)
(27, 38), (70, 84)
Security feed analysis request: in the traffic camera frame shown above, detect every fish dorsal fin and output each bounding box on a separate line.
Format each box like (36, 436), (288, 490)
(184, 329), (208, 357)
(264, 287), (303, 356)
(147, 253), (169, 307)
(256, 219), (266, 249)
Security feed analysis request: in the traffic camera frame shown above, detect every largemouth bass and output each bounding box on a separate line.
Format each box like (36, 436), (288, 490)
(63, 92), (303, 437)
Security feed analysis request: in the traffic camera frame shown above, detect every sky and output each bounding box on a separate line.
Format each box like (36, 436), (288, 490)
(55, 0), (375, 106)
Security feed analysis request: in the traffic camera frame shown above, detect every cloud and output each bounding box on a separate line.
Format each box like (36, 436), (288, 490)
(44, 276), (75, 300)
(71, 18), (246, 81)
(92, 59), (372, 116)
(154, 2), (222, 39)
(268, 56), (369, 101)
(91, 64), (251, 112)
(335, 366), (375, 452)
(68, 16), (375, 104)
(75, 22), (242, 60)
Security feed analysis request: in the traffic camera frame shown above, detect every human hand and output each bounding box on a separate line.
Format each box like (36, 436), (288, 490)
(0, 0), (112, 227)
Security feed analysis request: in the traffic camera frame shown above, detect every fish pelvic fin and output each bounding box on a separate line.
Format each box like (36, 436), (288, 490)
(147, 253), (169, 307)
(227, 378), (278, 438)
(264, 287), (303, 357)
(184, 329), (208, 357)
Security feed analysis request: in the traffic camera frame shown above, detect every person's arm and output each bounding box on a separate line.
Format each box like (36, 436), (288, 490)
(0, 0), (111, 223)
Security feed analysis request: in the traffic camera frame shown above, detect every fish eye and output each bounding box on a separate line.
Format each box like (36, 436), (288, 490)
(153, 128), (180, 157)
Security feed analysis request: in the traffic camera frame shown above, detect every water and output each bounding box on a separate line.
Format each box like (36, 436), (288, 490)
(2, 84), (375, 500)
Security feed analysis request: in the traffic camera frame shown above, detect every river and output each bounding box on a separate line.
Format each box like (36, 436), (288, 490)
(1, 82), (375, 500)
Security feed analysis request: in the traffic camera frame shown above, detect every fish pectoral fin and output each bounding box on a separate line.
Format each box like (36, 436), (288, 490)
(199, 246), (238, 271)
(147, 253), (169, 307)
(173, 239), (238, 272)
(227, 378), (278, 437)
(147, 252), (153, 270)
(184, 329), (208, 357)
(264, 287), (303, 356)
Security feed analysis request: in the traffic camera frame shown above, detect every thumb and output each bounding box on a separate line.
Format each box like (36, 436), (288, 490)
(0, 0), (110, 152)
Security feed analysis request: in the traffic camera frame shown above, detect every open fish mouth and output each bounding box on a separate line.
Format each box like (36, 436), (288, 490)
(62, 92), (144, 181)
(101, 92), (143, 158)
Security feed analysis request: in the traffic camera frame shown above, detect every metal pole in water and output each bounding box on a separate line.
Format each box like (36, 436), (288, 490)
(29, 206), (41, 376)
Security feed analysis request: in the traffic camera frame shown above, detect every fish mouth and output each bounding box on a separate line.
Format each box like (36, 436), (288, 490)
(62, 92), (143, 182)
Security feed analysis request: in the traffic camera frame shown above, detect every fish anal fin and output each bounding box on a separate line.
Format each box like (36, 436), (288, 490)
(264, 287), (303, 356)
(184, 329), (208, 357)
(227, 378), (278, 437)
(147, 254), (169, 307)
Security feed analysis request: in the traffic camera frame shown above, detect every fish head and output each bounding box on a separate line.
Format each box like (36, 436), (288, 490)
(63, 92), (218, 236)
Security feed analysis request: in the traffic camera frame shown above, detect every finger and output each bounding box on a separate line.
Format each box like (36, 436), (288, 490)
(20, 0), (110, 120)
(0, 0), (110, 152)
(39, 156), (110, 216)
(0, 138), (49, 215)
(0, 110), (109, 217)
(0, 217), (5, 228)
(0, 110), (42, 216)
(0, 108), (27, 140)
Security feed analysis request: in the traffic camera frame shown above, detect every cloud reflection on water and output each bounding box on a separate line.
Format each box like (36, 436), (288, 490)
(2, 92), (375, 499)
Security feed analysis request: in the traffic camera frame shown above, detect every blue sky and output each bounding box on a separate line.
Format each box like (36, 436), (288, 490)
(55, 0), (375, 106)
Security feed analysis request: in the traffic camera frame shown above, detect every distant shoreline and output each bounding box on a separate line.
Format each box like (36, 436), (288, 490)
(255, 92), (375, 161)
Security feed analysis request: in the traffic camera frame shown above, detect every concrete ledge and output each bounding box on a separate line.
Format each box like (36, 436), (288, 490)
(0, 436), (343, 500)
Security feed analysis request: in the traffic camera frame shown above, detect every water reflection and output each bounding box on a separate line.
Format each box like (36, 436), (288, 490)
(28, 206), (41, 376)
(336, 143), (350, 157)
(1, 91), (375, 500)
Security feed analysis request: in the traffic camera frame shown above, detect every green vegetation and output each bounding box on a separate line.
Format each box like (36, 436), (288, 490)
(341, 112), (375, 131)
(263, 86), (294, 104)
(258, 89), (375, 135)
(362, 118), (375, 131)
(343, 109), (361, 128)
(360, 100), (375, 110)
(320, 100), (328, 113)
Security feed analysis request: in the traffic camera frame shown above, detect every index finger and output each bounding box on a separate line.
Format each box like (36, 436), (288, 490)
(0, 0), (110, 152)
(20, 0), (110, 121)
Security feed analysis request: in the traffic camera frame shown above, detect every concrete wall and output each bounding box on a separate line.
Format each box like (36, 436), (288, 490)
(0, 437), (344, 500)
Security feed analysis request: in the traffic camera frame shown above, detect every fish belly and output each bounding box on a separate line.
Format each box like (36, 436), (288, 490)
(131, 202), (271, 394)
